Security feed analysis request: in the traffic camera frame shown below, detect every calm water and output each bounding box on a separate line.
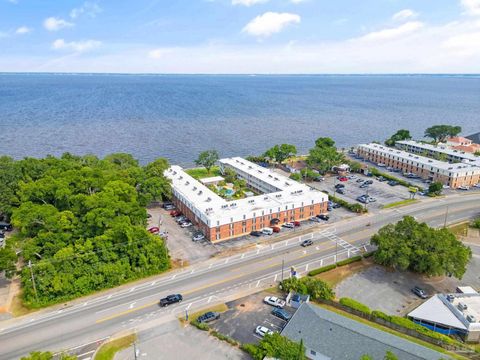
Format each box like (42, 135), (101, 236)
(0, 74), (479, 165)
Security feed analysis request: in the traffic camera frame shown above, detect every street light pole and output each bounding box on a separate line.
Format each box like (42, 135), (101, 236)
(28, 260), (39, 303)
(443, 205), (449, 228)
(133, 341), (138, 360)
(281, 258), (285, 283)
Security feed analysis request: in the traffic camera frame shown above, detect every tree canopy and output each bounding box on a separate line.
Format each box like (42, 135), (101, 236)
(428, 182), (443, 196)
(385, 129), (412, 147)
(307, 137), (344, 174)
(424, 125), (462, 143)
(371, 216), (471, 278)
(244, 333), (306, 360)
(0, 153), (171, 307)
(263, 144), (297, 164)
(195, 150), (219, 174)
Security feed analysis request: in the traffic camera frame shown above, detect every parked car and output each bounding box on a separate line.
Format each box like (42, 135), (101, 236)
(272, 226), (281, 233)
(411, 286), (428, 299)
(317, 214), (329, 221)
(378, 176), (386, 182)
(293, 221), (301, 227)
(336, 188), (345, 195)
(313, 176), (325, 182)
(255, 326), (274, 337)
(160, 294), (183, 307)
(175, 215), (187, 223)
(162, 201), (173, 208)
(335, 183), (345, 189)
(197, 311), (220, 323)
(356, 179), (364, 183)
(170, 210), (182, 217)
(359, 183), (369, 189)
(250, 231), (262, 237)
(357, 196), (367, 204)
(192, 233), (205, 241)
(332, 203), (341, 209)
(458, 185), (470, 190)
(301, 239), (313, 247)
(262, 228), (274, 235)
(338, 176), (348, 182)
(272, 308), (292, 321)
(364, 180), (373, 185)
(282, 222), (295, 229)
(310, 216), (322, 223)
(0, 222), (12, 231)
(387, 180), (398, 186)
(148, 227), (160, 234)
(180, 221), (193, 228)
(327, 206), (333, 212)
(264, 296), (286, 308)
(474, 183), (480, 188)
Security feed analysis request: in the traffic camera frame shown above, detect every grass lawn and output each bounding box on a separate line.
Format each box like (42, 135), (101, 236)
(382, 199), (417, 209)
(10, 293), (36, 317)
(180, 303), (228, 323)
(449, 222), (470, 237)
(185, 166), (221, 180)
(316, 303), (468, 360)
(314, 259), (372, 288)
(95, 333), (136, 360)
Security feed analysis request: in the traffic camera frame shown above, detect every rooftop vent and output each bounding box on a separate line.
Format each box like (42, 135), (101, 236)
(285, 182), (291, 186)
(185, 181), (190, 186)
(276, 194), (282, 198)
(198, 190), (203, 195)
(268, 174), (273, 178)
(193, 186), (197, 191)
(446, 294), (455, 302)
(206, 197), (212, 202)
(230, 202), (237, 207)
(179, 176), (183, 180)
(248, 199), (255, 204)
(458, 302), (468, 311)
(274, 177), (279, 181)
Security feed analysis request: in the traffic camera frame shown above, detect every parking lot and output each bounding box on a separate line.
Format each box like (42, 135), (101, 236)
(210, 291), (294, 344)
(311, 172), (413, 211)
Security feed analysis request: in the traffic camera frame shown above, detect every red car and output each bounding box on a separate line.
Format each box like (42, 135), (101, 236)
(272, 226), (281, 233)
(293, 221), (301, 227)
(148, 227), (160, 234)
(170, 210), (182, 217)
(338, 177), (348, 182)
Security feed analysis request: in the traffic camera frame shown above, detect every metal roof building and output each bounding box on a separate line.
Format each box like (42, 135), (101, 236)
(281, 303), (447, 360)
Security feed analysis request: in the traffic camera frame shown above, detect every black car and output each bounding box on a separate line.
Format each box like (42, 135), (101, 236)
(336, 188), (345, 194)
(272, 308), (292, 321)
(364, 180), (373, 185)
(356, 179), (364, 183)
(0, 222), (12, 231)
(411, 286), (428, 299)
(197, 311), (220, 323)
(160, 294), (183, 307)
(388, 180), (398, 186)
(317, 214), (329, 221)
(332, 203), (341, 209)
(335, 184), (345, 189)
(250, 231), (262, 237)
(301, 239), (313, 247)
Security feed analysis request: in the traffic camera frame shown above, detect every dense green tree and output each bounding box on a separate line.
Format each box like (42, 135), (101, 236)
(263, 144), (297, 164)
(474, 151), (480, 156)
(1, 153), (171, 307)
(424, 125), (462, 143)
(385, 129), (412, 146)
(371, 216), (472, 278)
(428, 182), (443, 196)
(257, 333), (306, 360)
(195, 150), (219, 174)
(384, 351), (398, 360)
(472, 218), (480, 229)
(360, 355), (373, 360)
(307, 137), (344, 174)
(281, 277), (335, 301)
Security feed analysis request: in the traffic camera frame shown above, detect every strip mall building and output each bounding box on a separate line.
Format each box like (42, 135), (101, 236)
(164, 157), (328, 242)
(357, 143), (480, 188)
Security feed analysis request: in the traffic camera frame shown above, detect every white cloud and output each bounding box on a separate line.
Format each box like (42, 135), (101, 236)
(359, 21), (424, 42)
(52, 39), (101, 53)
(232, 0), (269, 6)
(43, 17), (74, 31)
(15, 26), (31, 34)
(70, 2), (102, 19)
(148, 48), (174, 59)
(243, 12), (301, 37)
(461, 0), (480, 16)
(392, 9), (418, 22)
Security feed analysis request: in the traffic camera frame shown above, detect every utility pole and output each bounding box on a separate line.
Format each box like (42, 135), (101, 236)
(281, 258), (285, 283)
(443, 205), (449, 228)
(133, 341), (138, 360)
(364, 186), (369, 211)
(28, 260), (39, 303)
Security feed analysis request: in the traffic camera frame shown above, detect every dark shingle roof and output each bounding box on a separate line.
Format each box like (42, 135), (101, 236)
(281, 303), (447, 360)
(466, 132), (480, 144)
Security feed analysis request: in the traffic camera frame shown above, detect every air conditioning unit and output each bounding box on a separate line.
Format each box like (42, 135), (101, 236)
(458, 302), (468, 311)
(446, 294), (455, 302)
(466, 315), (476, 323)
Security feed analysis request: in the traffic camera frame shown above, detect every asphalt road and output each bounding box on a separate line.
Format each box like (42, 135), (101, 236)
(0, 193), (479, 360)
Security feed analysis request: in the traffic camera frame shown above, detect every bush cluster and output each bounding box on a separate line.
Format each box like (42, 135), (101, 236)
(339, 297), (371, 315)
(329, 195), (368, 213)
(336, 255), (362, 266)
(281, 277), (335, 301)
(369, 167), (423, 191)
(211, 330), (238, 346)
(190, 320), (210, 331)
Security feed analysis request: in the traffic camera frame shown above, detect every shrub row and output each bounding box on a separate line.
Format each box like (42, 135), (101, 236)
(308, 255), (364, 277)
(190, 320), (210, 331)
(240, 344), (262, 359)
(329, 195), (368, 214)
(362, 251), (375, 258)
(211, 330), (239, 346)
(339, 297), (372, 316)
(307, 264), (337, 277)
(336, 255), (362, 267)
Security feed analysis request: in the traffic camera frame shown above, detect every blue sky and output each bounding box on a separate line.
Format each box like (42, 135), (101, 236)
(1, 0), (480, 73)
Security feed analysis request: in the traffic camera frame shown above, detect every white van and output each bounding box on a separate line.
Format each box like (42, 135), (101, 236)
(262, 227), (273, 235)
